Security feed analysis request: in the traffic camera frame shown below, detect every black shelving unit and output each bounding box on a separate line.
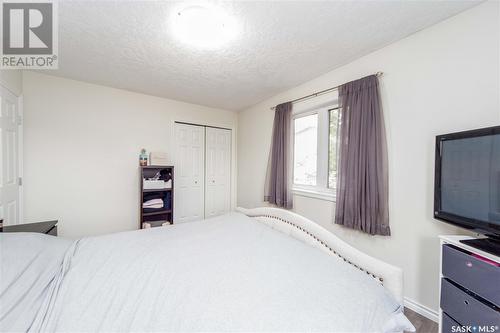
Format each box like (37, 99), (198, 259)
(140, 166), (174, 229)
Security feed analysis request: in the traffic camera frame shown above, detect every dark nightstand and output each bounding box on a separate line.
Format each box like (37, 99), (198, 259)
(0, 220), (58, 236)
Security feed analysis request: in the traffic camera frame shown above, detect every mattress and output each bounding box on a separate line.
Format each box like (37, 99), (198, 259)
(0, 212), (414, 332)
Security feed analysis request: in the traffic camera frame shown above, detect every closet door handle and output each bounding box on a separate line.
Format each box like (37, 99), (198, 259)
(194, 181), (198, 184)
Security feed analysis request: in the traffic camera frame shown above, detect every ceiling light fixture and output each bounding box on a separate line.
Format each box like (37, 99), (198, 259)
(172, 5), (238, 49)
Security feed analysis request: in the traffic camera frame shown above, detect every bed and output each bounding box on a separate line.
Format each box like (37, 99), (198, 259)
(0, 207), (415, 332)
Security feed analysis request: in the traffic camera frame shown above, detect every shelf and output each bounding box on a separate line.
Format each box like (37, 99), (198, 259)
(142, 221), (173, 229)
(141, 165), (174, 169)
(140, 166), (174, 230)
(143, 188), (172, 193)
(142, 209), (172, 217)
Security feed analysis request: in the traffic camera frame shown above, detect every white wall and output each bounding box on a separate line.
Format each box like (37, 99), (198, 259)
(23, 71), (238, 238)
(0, 70), (23, 96)
(237, 1), (499, 314)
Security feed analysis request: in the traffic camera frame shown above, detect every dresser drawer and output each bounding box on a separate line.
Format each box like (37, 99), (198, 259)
(442, 313), (460, 333)
(440, 278), (500, 326)
(442, 244), (500, 306)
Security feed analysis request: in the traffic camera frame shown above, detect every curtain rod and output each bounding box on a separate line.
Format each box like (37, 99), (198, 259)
(270, 72), (383, 110)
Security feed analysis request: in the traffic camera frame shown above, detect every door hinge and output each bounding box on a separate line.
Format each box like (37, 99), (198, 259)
(18, 177), (22, 186)
(17, 116), (22, 126)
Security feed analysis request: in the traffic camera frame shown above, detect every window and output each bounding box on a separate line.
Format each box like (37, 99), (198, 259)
(293, 103), (339, 201)
(328, 109), (340, 189)
(293, 114), (318, 186)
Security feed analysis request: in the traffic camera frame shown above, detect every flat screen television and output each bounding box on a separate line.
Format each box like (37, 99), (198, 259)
(434, 125), (500, 256)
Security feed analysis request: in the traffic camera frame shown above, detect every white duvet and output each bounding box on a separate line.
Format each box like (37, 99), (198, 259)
(1, 212), (414, 332)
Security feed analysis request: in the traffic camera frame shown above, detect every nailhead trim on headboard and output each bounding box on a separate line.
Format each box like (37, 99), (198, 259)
(255, 214), (384, 284)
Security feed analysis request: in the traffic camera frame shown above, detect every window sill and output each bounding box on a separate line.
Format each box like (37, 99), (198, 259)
(292, 188), (336, 202)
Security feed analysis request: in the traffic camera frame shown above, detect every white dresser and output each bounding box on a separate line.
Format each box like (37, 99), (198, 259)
(438, 235), (500, 333)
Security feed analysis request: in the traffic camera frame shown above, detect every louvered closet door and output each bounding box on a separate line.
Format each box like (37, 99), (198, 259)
(174, 123), (205, 223)
(205, 127), (231, 218)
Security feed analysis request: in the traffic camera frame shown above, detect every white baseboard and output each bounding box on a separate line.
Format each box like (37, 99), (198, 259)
(404, 297), (439, 323)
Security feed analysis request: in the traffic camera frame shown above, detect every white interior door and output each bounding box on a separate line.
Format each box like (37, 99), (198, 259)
(205, 127), (231, 218)
(174, 123), (205, 223)
(0, 86), (20, 225)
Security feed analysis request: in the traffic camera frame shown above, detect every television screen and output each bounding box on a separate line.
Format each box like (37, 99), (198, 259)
(435, 126), (500, 235)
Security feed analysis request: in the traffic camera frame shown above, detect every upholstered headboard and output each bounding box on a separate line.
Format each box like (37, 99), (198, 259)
(237, 206), (404, 304)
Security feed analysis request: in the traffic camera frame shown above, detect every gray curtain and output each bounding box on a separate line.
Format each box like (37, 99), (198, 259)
(264, 102), (293, 209)
(335, 75), (390, 236)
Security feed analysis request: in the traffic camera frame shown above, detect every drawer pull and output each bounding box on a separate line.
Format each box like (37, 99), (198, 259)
(464, 300), (469, 305)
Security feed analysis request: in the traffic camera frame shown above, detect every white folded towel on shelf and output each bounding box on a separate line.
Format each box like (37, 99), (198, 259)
(143, 198), (164, 209)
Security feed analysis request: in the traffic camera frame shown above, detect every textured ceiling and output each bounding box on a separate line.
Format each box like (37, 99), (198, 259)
(42, 0), (481, 111)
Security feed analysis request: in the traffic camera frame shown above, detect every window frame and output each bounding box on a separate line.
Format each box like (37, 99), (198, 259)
(327, 107), (341, 190)
(291, 100), (338, 202)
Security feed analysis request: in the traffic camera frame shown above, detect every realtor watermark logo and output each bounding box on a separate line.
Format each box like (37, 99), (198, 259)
(1, 1), (58, 69)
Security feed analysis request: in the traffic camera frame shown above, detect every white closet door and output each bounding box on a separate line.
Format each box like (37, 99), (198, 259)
(174, 123), (205, 223)
(0, 87), (20, 225)
(205, 127), (231, 218)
